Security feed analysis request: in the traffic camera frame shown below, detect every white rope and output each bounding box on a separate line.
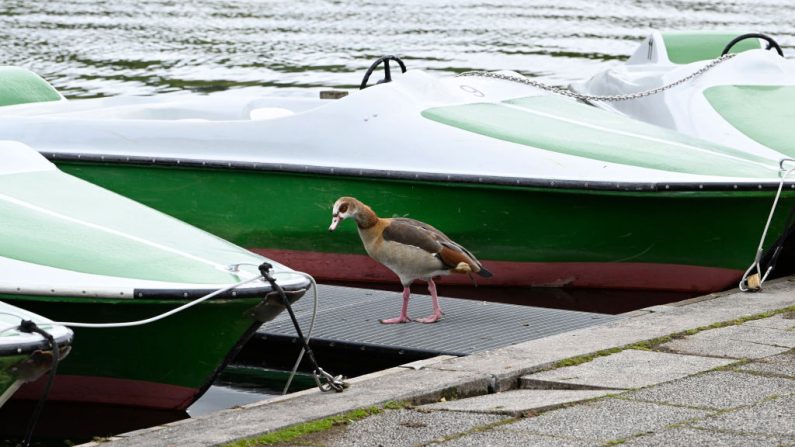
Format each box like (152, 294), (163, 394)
(51, 275), (264, 328)
(739, 159), (795, 291)
(2, 267), (324, 394)
(0, 270), (311, 331)
(223, 266), (323, 394)
(281, 271), (318, 395)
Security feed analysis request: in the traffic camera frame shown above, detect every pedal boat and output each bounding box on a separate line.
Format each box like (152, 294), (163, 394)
(0, 140), (309, 413)
(0, 301), (72, 408)
(0, 64), (793, 294)
(572, 31), (795, 160)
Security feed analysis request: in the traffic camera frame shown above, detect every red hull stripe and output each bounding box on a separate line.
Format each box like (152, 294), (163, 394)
(14, 374), (199, 411)
(254, 249), (741, 293)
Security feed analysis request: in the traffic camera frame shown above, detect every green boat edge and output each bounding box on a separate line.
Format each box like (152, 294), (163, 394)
(50, 157), (795, 293)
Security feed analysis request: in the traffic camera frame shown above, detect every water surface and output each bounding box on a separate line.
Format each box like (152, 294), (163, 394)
(1, 0), (792, 98)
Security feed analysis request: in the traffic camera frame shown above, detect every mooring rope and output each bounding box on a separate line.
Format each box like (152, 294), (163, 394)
(47, 263), (341, 391)
(739, 159), (795, 292)
(281, 271), (319, 394)
(50, 275), (263, 328)
(0, 316), (64, 446)
(224, 264), (326, 394)
(257, 263), (345, 393)
(16, 320), (60, 447)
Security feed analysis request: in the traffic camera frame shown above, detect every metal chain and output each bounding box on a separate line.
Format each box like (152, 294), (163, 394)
(456, 53), (736, 102)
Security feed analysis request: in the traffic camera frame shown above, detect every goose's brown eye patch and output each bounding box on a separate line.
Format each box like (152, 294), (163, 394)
(339, 203), (349, 213)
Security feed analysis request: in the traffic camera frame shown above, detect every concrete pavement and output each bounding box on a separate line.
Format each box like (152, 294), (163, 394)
(81, 278), (795, 447)
(318, 321), (795, 446)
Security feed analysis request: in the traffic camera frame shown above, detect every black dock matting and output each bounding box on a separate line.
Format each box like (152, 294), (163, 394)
(253, 284), (621, 357)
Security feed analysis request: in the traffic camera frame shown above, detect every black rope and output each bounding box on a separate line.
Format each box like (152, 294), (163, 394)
(258, 263), (344, 392)
(761, 232), (791, 282)
(16, 320), (60, 447)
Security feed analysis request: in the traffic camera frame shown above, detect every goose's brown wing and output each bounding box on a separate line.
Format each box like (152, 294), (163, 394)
(386, 218), (480, 271)
(382, 218), (443, 254)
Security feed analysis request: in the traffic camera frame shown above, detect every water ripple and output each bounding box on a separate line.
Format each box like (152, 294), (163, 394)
(0, 0), (792, 97)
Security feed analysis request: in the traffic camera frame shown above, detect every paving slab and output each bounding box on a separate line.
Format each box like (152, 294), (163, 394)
(717, 324), (795, 347)
(626, 371), (794, 410)
(620, 427), (787, 447)
(438, 430), (597, 446)
(320, 409), (508, 447)
(692, 395), (795, 438)
(419, 389), (614, 416)
(661, 324), (795, 359)
(736, 350), (795, 378)
(501, 398), (711, 443)
(743, 312), (795, 331)
(520, 349), (732, 390)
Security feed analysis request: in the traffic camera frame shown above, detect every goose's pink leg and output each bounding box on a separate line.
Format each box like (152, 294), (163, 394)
(380, 287), (411, 324)
(415, 279), (442, 323)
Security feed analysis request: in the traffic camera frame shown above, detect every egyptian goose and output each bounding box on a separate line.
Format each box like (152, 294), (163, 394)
(328, 197), (492, 324)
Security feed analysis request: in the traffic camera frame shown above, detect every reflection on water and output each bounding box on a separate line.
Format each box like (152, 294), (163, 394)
(0, 0), (792, 99)
(187, 384), (268, 417)
(187, 365), (316, 417)
(0, 367), (315, 445)
(0, 400), (185, 445)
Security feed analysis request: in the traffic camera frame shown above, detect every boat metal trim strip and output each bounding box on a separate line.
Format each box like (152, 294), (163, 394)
(46, 152), (795, 192)
(130, 283), (307, 300)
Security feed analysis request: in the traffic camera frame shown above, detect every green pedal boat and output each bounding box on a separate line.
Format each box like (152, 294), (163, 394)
(0, 63), (793, 294)
(0, 140), (309, 412)
(573, 31), (795, 160)
(0, 301), (72, 408)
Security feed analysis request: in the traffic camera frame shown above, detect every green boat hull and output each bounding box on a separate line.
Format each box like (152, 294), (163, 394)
(4, 291), (296, 411)
(53, 160), (795, 293)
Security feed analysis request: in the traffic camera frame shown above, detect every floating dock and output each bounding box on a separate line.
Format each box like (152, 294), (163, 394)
(237, 285), (622, 374)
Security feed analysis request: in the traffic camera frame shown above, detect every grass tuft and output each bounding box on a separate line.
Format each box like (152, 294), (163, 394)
(553, 306), (794, 369)
(223, 406), (383, 447)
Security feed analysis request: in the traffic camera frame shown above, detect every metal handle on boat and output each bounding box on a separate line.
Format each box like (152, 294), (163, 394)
(721, 33), (784, 57)
(360, 55), (407, 90)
